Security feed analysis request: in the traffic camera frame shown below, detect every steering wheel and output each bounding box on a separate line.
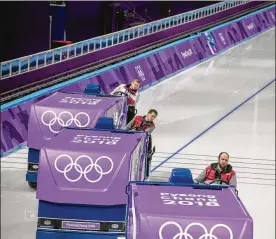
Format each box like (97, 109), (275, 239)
(207, 179), (229, 185)
(134, 126), (143, 131)
(201, 179), (238, 195)
(113, 91), (129, 97)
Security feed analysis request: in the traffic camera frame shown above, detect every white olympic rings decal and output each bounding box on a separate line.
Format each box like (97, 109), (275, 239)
(54, 154), (113, 183)
(159, 221), (233, 239)
(41, 110), (90, 133)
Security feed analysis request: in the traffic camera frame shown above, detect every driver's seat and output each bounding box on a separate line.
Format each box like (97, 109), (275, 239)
(169, 168), (194, 184)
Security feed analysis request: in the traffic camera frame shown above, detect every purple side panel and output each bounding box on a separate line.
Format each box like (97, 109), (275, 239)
(36, 129), (147, 205)
(122, 58), (154, 87)
(139, 218), (253, 239)
(1, 6), (275, 155)
(37, 148), (131, 205)
(27, 93), (127, 150)
(128, 184), (253, 239)
(175, 40), (201, 67)
(209, 7), (275, 53)
(1, 2), (264, 93)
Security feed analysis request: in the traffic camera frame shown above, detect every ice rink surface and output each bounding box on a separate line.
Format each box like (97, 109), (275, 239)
(1, 28), (275, 239)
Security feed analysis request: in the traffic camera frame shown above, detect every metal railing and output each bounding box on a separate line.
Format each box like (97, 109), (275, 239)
(0, 1), (249, 80)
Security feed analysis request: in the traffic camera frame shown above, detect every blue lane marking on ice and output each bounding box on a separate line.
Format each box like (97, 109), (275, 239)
(151, 78), (276, 172)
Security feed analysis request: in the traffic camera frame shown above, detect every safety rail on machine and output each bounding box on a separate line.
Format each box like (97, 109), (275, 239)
(0, 1), (249, 80)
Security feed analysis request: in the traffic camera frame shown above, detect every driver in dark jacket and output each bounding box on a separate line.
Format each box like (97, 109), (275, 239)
(194, 152), (237, 188)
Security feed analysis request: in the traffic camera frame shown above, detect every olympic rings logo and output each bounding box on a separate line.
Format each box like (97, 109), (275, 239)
(54, 154), (113, 183)
(135, 65), (145, 81)
(41, 110), (90, 133)
(159, 221), (233, 239)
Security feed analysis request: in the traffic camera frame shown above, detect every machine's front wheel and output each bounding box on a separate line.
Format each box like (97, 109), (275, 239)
(28, 182), (37, 189)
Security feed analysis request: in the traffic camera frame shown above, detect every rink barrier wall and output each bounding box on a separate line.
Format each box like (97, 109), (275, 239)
(1, 5), (275, 157)
(1, 1), (260, 94)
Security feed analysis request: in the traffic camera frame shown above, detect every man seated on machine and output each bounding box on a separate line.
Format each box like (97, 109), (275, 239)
(125, 109), (158, 179)
(125, 109), (157, 134)
(194, 152), (237, 189)
(110, 79), (141, 123)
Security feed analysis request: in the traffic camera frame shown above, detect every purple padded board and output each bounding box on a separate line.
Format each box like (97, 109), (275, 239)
(127, 183), (253, 239)
(36, 128), (148, 206)
(27, 92), (127, 150)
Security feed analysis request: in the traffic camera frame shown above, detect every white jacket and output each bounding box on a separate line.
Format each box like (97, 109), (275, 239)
(110, 84), (140, 106)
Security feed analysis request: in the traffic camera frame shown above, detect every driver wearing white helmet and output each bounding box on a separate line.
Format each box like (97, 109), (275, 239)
(194, 152), (237, 188)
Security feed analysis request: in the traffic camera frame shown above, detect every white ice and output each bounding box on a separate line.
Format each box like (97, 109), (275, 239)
(1, 28), (275, 239)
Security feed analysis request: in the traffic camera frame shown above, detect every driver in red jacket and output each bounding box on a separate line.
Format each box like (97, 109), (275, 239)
(125, 109), (158, 134)
(194, 152), (237, 188)
(126, 109), (158, 180)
